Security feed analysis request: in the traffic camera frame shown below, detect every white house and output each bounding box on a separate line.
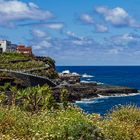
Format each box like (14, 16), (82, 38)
(0, 40), (17, 53)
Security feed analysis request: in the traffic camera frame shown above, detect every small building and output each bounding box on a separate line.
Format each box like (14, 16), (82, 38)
(16, 45), (32, 55)
(0, 40), (17, 53)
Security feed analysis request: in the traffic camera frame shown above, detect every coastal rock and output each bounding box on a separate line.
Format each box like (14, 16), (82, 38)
(58, 71), (81, 84)
(53, 82), (138, 102)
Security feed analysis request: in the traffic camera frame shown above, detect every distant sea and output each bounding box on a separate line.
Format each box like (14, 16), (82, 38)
(56, 66), (140, 115)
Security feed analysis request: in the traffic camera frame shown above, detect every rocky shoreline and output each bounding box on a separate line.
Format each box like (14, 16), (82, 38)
(53, 82), (138, 102)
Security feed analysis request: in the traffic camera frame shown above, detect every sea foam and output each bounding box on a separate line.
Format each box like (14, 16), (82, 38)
(82, 73), (94, 78)
(76, 93), (140, 104)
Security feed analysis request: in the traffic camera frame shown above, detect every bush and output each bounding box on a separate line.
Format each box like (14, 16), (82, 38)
(96, 105), (140, 140)
(0, 107), (104, 140)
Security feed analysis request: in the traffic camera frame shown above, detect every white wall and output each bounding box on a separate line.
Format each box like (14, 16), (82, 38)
(0, 40), (13, 52)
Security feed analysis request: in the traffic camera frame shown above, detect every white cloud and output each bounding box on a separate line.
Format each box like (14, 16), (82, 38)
(95, 6), (140, 28)
(66, 31), (93, 46)
(0, 0), (53, 27)
(33, 40), (53, 50)
(30, 29), (53, 51)
(32, 29), (47, 38)
(45, 23), (64, 30)
(108, 48), (123, 54)
(80, 13), (94, 24)
(111, 33), (139, 45)
(96, 24), (108, 32)
(66, 31), (83, 40)
(72, 39), (92, 46)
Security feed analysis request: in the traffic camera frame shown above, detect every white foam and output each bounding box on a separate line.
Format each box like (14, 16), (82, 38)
(76, 93), (140, 104)
(72, 72), (79, 76)
(62, 70), (70, 74)
(97, 93), (140, 99)
(82, 73), (94, 78)
(97, 82), (104, 85)
(87, 78), (91, 81)
(76, 99), (104, 104)
(81, 80), (90, 83)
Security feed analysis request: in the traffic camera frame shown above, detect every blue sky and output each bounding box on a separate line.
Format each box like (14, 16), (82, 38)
(1, 0), (140, 65)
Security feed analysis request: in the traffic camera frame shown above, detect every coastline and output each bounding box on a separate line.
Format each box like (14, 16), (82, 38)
(53, 81), (139, 102)
(75, 92), (140, 104)
(55, 67), (140, 103)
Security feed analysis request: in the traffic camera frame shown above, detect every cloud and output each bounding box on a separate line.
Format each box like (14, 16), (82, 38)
(18, 21), (65, 30)
(33, 40), (53, 50)
(28, 28), (140, 65)
(95, 6), (140, 28)
(66, 31), (83, 40)
(30, 29), (53, 51)
(79, 13), (94, 24)
(65, 31), (94, 46)
(110, 33), (140, 45)
(44, 22), (64, 30)
(0, 0), (53, 27)
(29, 29), (98, 56)
(31, 29), (47, 38)
(108, 48), (123, 54)
(95, 24), (108, 33)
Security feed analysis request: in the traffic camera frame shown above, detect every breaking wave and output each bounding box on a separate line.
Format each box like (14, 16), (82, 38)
(82, 73), (94, 78)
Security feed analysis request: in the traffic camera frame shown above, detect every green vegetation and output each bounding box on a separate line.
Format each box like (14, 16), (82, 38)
(0, 52), (45, 70)
(0, 107), (104, 140)
(0, 84), (104, 140)
(0, 84), (140, 140)
(0, 52), (58, 79)
(0, 53), (140, 139)
(96, 105), (140, 140)
(0, 52), (28, 61)
(31, 68), (58, 79)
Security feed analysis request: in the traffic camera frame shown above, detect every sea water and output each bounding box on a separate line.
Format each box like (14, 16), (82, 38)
(56, 66), (140, 115)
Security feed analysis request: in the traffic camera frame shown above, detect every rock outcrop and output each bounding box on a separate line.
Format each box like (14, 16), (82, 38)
(53, 82), (138, 102)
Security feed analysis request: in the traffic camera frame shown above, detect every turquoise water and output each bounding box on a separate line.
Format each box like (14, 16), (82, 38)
(56, 66), (140, 115)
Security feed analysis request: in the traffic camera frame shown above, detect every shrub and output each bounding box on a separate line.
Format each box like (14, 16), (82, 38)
(17, 85), (58, 112)
(0, 107), (104, 140)
(96, 105), (140, 140)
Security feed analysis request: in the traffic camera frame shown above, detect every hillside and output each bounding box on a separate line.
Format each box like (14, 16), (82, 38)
(0, 52), (58, 86)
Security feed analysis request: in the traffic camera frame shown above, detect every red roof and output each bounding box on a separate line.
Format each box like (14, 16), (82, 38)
(16, 45), (32, 54)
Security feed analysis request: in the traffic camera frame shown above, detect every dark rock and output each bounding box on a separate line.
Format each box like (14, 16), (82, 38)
(52, 82), (138, 102)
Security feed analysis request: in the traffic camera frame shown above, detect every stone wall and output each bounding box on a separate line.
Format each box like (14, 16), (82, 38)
(10, 72), (56, 87)
(0, 70), (56, 87)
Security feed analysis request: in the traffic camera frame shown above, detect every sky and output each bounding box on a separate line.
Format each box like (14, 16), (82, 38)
(1, 0), (140, 66)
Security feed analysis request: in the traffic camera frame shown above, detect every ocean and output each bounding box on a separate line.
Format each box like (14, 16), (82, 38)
(56, 66), (140, 115)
